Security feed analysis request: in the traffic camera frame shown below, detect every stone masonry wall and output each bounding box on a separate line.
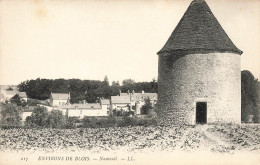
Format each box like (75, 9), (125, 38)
(157, 53), (241, 125)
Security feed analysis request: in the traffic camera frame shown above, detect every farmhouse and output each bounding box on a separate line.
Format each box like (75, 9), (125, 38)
(49, 92), (70, 107)
(157, 0), (242, 125)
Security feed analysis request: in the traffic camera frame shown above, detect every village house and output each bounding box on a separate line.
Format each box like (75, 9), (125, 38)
(17, 92), (28, 102)
(60, 102), (108, 119)
(119, 90), (157, 115)
(100, 99), (111, 114)
(49, 92), (70, 107)
(111, 95), (131, 113)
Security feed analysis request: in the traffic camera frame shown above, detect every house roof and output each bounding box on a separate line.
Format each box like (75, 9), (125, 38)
(111, 96), (131, 104)
(51, 93), (70, 100)
(157, 0), (242, 56)
(23, 106), (38, 112)
(120, 93), (129, 96)
(18, 92), (27, 98)
(130, 93), (157, 101)
(100, 99), (110, 105)
(61, 103), (102, 109)
(4, 91), (17, 97)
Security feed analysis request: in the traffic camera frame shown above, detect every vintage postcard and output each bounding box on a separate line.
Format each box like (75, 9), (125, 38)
(0, 0), (259, 165)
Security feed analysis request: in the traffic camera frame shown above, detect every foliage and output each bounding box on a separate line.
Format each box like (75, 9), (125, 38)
(79, 115), (158, 128)
(18, 78), (158, 104)
(48, 109), (65, 128)
(63, 117), (80, 129)
(141, 98), (153, 115)
(25, 107), (66, 128)
(0, 103), (23, 127)
(30, 106), (49, 127)
(10, 94), (27, 107)
(241, 70), (260, 123)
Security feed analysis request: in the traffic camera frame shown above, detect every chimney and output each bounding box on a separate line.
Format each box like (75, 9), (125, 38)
(141, 90), (144, 94)
(83, 100), (86, 104)
(132, 90), (135, 95)
(119, 90), (121, 96)
(127, 90), (130, 95)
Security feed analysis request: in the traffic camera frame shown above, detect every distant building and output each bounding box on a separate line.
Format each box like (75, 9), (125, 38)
(18, 92), (28, 102)
(119, 90), (157, 115)
(100, 99), (111, 115)
(111, 95), (131, 113)
(61, 102), (108, 119)
(49, 92), (70, 107)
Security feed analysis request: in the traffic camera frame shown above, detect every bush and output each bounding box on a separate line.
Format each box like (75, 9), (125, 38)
(241, 70), (260, 123)
(48, 109), (65, 128)
(82, 117), (98, 128)
(29, 106), (49, 127)
(0, 103), (23, 128)
(141, 98), (153, 115)
(80, 115), (158, 128)
(63, 117), (80, 129)
(25, 107), (66, 128)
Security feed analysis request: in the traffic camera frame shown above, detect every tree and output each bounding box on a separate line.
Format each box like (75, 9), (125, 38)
(30, 106), (49, 127)
(253, 81), (260, 123)
(10, 94), (27, 107)
(241, 70), (259, 123)
(25, 116), (35, 127)
(122, 79), (135, 86)
(18, 78), (158, 104)
(47, 109), (65, 128)
(141, 98), (153, 115)
(103, 75), (109, 86)
(0, 103), (23, 127)
(111, 81), (120, 87)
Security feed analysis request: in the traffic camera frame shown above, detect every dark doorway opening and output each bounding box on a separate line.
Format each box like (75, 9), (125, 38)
(196, 102), (207, 124)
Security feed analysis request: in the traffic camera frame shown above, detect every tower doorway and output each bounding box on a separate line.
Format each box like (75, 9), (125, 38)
(196, 102), (207, 124)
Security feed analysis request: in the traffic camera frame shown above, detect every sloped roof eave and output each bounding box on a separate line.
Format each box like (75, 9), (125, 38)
(157, 48), (243, 56)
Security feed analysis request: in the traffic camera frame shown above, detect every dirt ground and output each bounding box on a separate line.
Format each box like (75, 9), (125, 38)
(0, 123), (260, 154)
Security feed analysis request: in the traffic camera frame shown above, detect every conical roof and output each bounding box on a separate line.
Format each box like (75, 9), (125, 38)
(157, 0), (242, 55)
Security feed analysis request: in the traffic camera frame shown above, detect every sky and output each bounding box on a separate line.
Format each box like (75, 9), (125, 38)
(0, 0), (259, 85)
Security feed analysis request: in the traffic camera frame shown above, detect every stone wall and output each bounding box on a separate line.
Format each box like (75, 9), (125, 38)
(157, 52), (241, 125)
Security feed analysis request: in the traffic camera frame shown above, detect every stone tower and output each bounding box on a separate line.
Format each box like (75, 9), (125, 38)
(157, 0), (242, 125)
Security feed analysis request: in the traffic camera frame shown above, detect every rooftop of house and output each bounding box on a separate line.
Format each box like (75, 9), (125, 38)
(61, 103), (102, 109)
(18, 92), (27, 98)
(100, 99), (110, 105)
(51, 93), (70, 100)
(111, 96), (131, 104)
(131, 93), (157, 101)
(23, 106), (38, 112)
(157, 0), (242, 56)
(119, 90), (157, 101)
